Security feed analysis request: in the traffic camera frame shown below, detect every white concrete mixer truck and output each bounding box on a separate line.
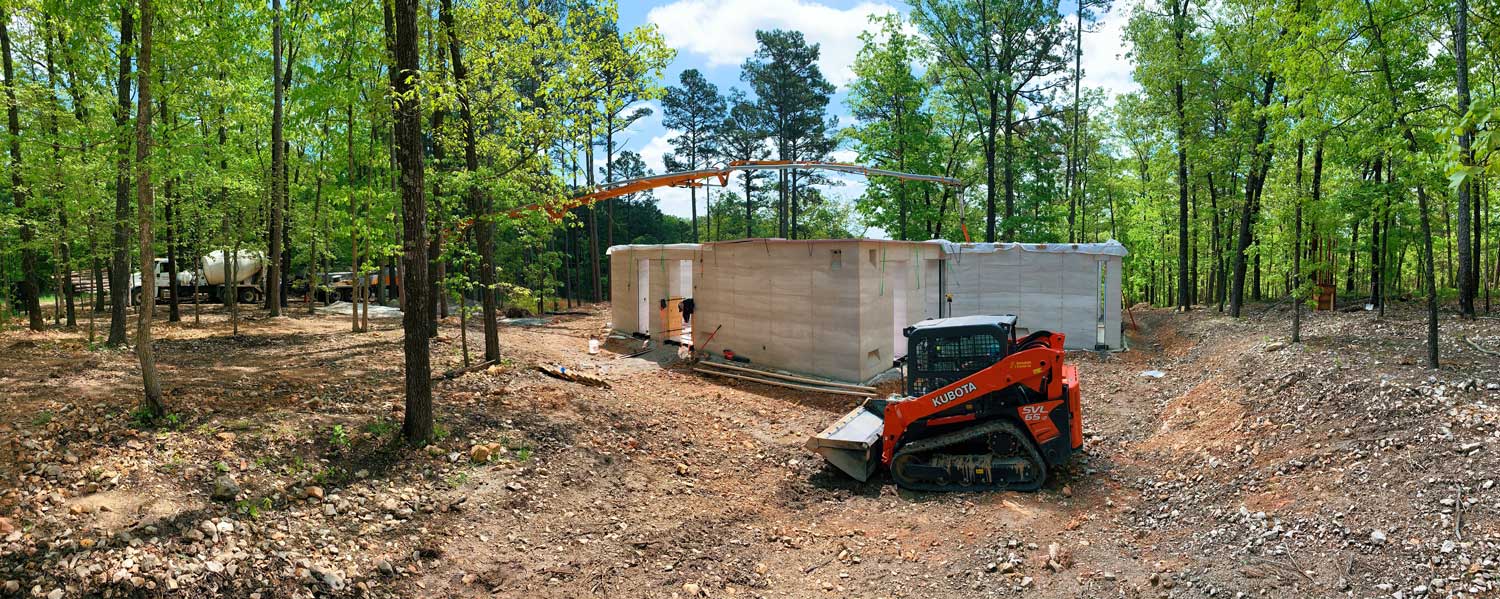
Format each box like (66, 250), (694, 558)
(131, 250), (266, 306)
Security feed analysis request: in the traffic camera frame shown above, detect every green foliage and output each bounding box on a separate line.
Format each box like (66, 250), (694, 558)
(234, 496), (273, 519)
(362, 417), (396, 439)
(329, 424), (350, 448)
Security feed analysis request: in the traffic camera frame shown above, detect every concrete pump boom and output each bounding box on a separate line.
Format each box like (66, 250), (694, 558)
(506, 160), (965, 220)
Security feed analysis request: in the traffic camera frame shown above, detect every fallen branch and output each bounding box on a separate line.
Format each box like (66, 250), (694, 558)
(803, 556), (835, 574)
(436, 359), (498, 381)
(1462, 336), (1500, 357)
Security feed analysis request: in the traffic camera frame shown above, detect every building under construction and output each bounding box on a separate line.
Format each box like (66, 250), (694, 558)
(609, 238), (1126, 384)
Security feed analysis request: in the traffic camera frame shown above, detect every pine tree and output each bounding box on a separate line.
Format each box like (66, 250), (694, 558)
(662, 69), (725, 242)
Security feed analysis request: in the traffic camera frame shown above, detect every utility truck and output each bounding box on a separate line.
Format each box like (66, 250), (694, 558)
(131, 250), (266, 306)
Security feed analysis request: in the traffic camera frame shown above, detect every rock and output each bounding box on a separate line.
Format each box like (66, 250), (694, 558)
(1061, 485), (1073, 498)
(304, 486), (324, 500)
(48, 589), (64, 599)
(215, 520), (233, 534)
(1441, 540), (1455, 554)
(1370, 530), (1387, 545)
(322, 570), (344, 590)
(0, 517), (14, 534)
(205, 560), (224, 573)
(682, 582), (701, 596)
(376, 559), (395, 576)
(2, 580), (17, 593)
(211, 474), (241, 502)
(216, 432), (237, 443)
(323, 504), (337, 516)
(1265, 342), (1287, 352)
(470, 445), (492, 463)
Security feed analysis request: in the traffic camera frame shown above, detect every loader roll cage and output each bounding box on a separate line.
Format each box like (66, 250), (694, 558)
(904, 315), (1020, 397)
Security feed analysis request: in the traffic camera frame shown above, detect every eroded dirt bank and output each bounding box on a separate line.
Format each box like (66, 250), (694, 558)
(1, 303), (1498, 598)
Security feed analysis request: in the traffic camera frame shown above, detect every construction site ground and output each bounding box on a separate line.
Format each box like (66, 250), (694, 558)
(2, 302), (1499, 598)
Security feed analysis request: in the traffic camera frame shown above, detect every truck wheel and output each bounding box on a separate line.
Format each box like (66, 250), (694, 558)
(130, 287), (143, 306)
(238, 288), (262, 305)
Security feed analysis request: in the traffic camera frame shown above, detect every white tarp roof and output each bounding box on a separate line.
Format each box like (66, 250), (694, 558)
(926, 239), (1128, 257)
(606, 243), (702, 255)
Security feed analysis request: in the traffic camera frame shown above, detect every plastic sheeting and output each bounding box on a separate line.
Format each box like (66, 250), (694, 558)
(606, 243), (702, 255)
(926, 239), (1129, 257)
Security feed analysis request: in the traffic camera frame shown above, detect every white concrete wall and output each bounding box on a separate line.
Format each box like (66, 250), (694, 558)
(694, 240), (867, 381)
(688, 240), (936, 382)
(608, 246), (699, 340)
(941, 248), (1123, 349)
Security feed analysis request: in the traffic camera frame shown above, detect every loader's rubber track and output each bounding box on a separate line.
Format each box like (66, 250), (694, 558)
(890, 419), (1047, 493)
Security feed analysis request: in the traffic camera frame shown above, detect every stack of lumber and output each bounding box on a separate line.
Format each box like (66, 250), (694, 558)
(693, 361), (876, 397)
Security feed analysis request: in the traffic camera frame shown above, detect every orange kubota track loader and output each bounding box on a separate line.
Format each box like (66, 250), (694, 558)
(807, 315), (1083, 492)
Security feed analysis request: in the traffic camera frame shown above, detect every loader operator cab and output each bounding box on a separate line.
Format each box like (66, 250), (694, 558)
(903, 315), (1019, 397)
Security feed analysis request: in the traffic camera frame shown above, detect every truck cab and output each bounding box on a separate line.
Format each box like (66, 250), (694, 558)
(130, 259), (198, 305)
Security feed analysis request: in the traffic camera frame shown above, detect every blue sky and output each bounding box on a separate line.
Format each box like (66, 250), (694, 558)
(612, 0), (1138, 231)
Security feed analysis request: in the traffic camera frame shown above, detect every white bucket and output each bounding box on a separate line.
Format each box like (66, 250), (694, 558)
(588, 339), (600, 355)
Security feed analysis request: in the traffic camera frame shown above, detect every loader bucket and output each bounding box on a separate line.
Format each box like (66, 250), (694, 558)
(805, 404), (883, 482)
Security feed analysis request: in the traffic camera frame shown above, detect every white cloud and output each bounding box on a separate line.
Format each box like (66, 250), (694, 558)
(646, 0), (900, 86)
(1078, 5), (1137, 98)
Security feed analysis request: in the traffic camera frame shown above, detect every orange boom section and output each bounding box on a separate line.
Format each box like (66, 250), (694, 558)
(505, 160), (964, 220)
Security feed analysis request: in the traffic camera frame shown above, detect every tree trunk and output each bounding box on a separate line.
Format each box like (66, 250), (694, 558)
(1346, 218), (1359, 294)
(1173, 0), (1190, 311)
(108, 1), (134, 346)
(585, 122), (601, 305)
(390, 0), (432, 444)
(745, 172), (753, 238)
(984, 90), (998, 242)
(1456, 0), (1474, 317)
(1364, 0), (1437, 364)
(43, 32), (75, 328)
(267, 0), (284, 317)
(1292, 139), (1305, 342)
(307, 158), (323, 314)
(1230, 74), (1276, 317)
(165, 192), (180, 322)
(135, 0), (164, 418)
(1002, 94), (1017, 240)
(1370, 157), (1383, 307)
(0, 8), (40, 331)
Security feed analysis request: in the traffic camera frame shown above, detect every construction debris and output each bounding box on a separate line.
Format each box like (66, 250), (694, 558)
(535, 364), (610, 388)
(694, 363), (874, 397)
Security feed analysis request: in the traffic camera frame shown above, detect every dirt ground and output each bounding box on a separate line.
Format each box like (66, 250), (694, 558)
(2, 300), (1499, 598)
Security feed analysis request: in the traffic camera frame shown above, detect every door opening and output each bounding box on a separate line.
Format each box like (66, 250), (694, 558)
(637, 259), (649, 335)
(889, 261), (909, 360)
(677, 260), (693, 344)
